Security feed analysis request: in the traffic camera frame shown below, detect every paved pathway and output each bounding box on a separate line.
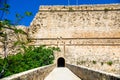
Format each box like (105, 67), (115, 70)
(44, 67), (81, 80)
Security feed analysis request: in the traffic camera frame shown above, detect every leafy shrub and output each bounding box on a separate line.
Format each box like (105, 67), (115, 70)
(92, 60), (97, 64)
(76, 60), (86, 65)
(104, 8), (109, 12)
(0, 45), (60, 78)
(69, 7), (74, 12)
(107, 61), (113, 66)
(101, 62), (104, 66)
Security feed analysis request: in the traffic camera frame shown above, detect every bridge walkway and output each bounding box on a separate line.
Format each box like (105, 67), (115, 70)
(44, 67), (81, 80)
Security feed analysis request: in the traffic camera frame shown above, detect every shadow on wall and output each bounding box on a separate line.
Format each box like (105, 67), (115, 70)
(57, 57), (65, 67)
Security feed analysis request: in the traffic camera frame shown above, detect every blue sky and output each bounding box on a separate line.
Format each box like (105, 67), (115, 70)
(1, 0), (120, 26)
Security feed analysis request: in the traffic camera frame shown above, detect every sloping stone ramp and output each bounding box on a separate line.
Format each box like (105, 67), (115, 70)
(44, 67), (81, 80)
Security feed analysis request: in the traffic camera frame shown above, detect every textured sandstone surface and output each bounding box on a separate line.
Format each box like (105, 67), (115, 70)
(28, 4), (120, 75)
(0, 4), (120, 75)
(29, 4), (120, 38)
(0, 26), (28, 57)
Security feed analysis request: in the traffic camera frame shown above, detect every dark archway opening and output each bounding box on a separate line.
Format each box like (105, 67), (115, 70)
(57, 57), (65, 67)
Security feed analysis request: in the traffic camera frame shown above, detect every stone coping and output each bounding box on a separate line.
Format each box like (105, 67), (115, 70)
(39, 4), (120, 11)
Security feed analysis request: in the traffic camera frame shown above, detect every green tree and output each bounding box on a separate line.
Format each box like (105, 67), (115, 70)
(0, 45), (60, 78)
(0, 1), (32, 78)
(0, 2), (32, 57)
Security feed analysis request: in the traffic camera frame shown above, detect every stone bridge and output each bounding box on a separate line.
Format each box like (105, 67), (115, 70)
(1, 58), (120, 80)
(1, 4), (120, 80)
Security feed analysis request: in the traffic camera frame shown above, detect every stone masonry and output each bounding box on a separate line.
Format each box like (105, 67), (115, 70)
(0, 4), (119, 76)
(28, 4), (120, 75)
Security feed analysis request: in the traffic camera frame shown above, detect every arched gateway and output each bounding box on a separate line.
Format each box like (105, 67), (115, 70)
(57, 57), (65, 67)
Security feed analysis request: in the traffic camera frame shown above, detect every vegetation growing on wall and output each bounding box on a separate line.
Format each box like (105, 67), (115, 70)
(0, 45), (60, 78)
(0, 2), (61, 78)
(107, 61), (113, 66)
(69, 7), (74, 12)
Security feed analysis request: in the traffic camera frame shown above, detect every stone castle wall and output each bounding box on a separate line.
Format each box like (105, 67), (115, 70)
(29, 4), (120, 38)
(29, 4), (120, 75)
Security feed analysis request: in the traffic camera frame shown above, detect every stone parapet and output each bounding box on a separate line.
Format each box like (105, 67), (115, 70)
(1, 64), (55, 80)
(66, 63), (120, 80)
